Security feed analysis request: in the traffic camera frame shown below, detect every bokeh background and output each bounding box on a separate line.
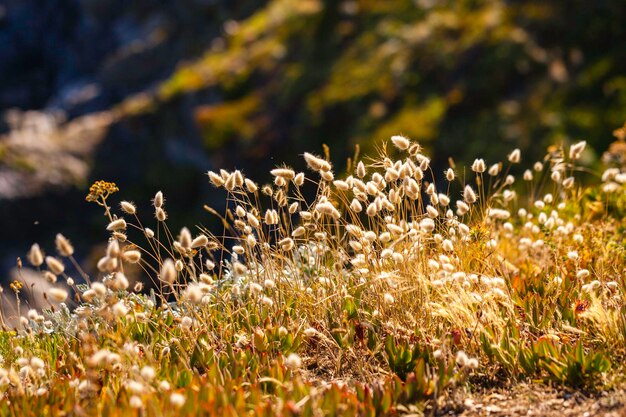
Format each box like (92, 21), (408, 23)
(0, 0), (625, 278)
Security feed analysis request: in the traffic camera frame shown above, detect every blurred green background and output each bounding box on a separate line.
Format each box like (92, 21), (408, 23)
(0, 0), (624, 276)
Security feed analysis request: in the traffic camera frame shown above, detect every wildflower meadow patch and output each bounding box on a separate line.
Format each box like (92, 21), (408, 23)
(2, 129), (626, 416)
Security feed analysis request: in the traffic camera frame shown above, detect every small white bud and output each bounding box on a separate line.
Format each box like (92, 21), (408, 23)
(129, 396), (143, 409)
(456, 351), (468, 367)
(523, 170), (533, 181)
(140, 366), (156, 381)
(112, 301), (129, 317)
(383, 293), (395, 305)
(170, 393), (186, 409)
(285, 353), (302, 369)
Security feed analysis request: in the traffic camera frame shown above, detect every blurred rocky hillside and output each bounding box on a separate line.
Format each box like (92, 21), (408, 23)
(0, 0), (625, 275)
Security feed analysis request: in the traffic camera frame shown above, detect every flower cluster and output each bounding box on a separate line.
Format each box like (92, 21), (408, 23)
(85, 180), (119, 203)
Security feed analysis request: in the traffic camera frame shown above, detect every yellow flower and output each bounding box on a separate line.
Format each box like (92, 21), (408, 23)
(10, 280), (23, 293)
(86, 180), (119, 203)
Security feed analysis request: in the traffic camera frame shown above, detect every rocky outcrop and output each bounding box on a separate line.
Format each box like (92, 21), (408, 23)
(0, 110), (114, 199)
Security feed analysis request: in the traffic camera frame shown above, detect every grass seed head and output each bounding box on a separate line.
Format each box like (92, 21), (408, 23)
(488, 163), (501, 176)
(120, 201), (137, 215)
(45, 256), (65, 275)
(508, 148), (521, 163)
(463, 186), (477, 204)
(106, 218), (127, 231)
(55, 234), (74, 257)
(123, 250), (142, 263)
(570, 141), (586, 160)
(48, 288), (68, 303)
(391, 135), (410, 150)
(155, 208), (168, 221)
(472, 158), (486, 173)
(208, 171), (225, 187)
(28, 243), (44, 267)
(159, 259), (177, 284)
(303, 153), (330, 171)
